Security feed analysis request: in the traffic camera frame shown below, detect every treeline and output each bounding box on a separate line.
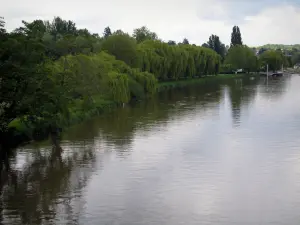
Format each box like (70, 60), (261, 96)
(0, 16), (221, 148)
(0, 16), (293, 149)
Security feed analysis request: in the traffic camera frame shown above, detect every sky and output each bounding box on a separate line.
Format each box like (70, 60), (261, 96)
(1, 0), (300, 46)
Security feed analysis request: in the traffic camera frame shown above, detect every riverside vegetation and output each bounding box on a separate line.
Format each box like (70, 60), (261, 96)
(0, 17), (295, 150)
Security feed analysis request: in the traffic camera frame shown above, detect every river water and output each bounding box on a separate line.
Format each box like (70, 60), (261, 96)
(1, 75), (300, 225)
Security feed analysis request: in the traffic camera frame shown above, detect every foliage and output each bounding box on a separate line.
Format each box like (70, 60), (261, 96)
(205, 34), (226, 59)
(291, 52), (300, 66)
(103, 26), (112, 38)
(225, 45), (258, 72)
(258, 44), (300, 51)
(0, 17), (6, 34)
(182, 38), (189, 45)
(259, 50), (286, 71)
(101, 34), (139, 67)
(231, 26), (243, 47)
(133, 26), (158, 43)
(138, 40), (220, 80)
(0, 15), (254, 148)
(167, 40), (176, 45)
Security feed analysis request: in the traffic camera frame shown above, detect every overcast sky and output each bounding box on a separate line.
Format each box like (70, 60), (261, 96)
(1, 0), (300, 46)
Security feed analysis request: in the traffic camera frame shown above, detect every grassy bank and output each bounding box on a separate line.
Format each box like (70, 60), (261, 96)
(7, 73), (255, 148)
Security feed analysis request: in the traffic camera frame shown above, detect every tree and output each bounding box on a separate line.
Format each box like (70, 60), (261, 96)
(133, 26), (158, 43)
(259, 50), (285, 72)
(101, 34), (138, 67)
(206, 34), (226, 59)
(231, 26), (243, 46)
(103, 26), (112, 38)
(0, 33), (61, 141)
(225, 45), (257, 72)
(45, 17), (77, 39)
(0, 17), (6, 34)
(113, 29), (126, 35)
(182, 38), (189, 45)
(291, 52), (300, 66)
(167, 40), (176, 45)
(202, 43), (209, 48)
(258, 48), (267, 55)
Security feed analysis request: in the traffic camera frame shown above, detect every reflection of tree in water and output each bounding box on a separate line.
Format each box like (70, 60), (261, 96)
(0, 143), (97, 225)
(227, 77), (259, 127)
(63, 81), (223, 152)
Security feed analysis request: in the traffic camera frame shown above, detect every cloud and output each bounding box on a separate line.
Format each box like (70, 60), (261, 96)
(0, 0), (300, 46)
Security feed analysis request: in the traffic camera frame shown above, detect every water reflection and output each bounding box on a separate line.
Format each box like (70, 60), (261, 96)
(0, 143), (97, 225)
(1, 75), (299, 225)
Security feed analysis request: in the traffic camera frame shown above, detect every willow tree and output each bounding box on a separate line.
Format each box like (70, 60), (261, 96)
(101, 34), (139, 67)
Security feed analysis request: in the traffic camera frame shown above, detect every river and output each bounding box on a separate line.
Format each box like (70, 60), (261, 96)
(1, 75), (300, 225)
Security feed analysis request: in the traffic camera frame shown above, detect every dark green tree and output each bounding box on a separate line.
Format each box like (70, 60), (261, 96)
(167, 40), (176, 45)
(182, 38), (189, 45)
(103, 26), (112, 38)
(206, 34), (226, 59)
(231, 26), (243, 47)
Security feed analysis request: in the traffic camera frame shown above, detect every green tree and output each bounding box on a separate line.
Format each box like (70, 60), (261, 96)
(103, 26), (112, 38)
(202, 43), (209, 48)
(231, 26), (243, 47)
(101, 34), (138, 67)
(291, 52), (300, 66)
(0, 33), (61, 136)
(113, 29), (126, 35)
(206, 34), (226, 59)
(0, 17), (4, 32)
(225, 45), (257, 72)
(259, 50), (285, 72)
(167, 40), (176, 45)
(133, 26), (158, 43)
(182, 38), (189, 45)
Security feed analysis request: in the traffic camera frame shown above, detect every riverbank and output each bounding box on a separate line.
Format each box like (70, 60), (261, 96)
(6, 73), (256, 149)
(157, 74), (250, 91)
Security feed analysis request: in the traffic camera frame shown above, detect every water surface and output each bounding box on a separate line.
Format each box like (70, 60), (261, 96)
(1, 75), (300, 225)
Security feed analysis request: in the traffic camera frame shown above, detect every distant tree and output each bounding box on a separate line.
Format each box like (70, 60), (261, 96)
(258, 48), (267, 55)
(133, 26), (158, 43)
(225, 45), (257, 72)
(202, 43), (209, 48)
(206, 34), (226, 59)
(103, 26), (112, 38)
(231, 26), (243, 47)
(77, 28), (90, 37)
(167, 40), (176, 45)
(45, 17), (77, 39)
(0, 16), (6, 37)
(101, 34), (138, 67)
(182, 38), (189, 45)
(259, 50), (285, 72)
(291, 52), (300, 66)
(113, 29), (126, 35)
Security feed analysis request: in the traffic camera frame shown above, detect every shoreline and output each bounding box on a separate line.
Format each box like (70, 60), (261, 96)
(6, 73), (257, 150)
